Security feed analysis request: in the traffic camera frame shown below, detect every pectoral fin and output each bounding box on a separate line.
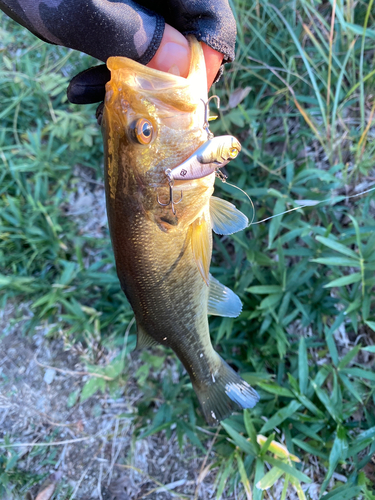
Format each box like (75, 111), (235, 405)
(136, 324), (159, 349)
(208, 274), (242, 317)
(210, 196), (248, 235)
(190, 214), (212, 285)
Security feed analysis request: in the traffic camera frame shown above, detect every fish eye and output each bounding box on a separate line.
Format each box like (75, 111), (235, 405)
(135, 118), (153, 145)
(229, 147), (239, 158)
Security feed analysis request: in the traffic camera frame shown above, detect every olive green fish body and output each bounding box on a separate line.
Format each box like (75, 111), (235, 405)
(103, 129), (218, 383)
(102, 38), (259, 424)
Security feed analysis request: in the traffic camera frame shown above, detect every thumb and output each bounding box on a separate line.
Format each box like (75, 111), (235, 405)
(147, 24), (223, 90)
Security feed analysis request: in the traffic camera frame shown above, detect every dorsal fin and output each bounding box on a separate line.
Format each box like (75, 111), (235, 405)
(210, 196), (248, 235)
(208, 274), (242, 317)
(190, 213), (212, 285)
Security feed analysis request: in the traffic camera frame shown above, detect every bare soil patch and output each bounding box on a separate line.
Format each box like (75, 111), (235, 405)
(0, 303), (217, 500)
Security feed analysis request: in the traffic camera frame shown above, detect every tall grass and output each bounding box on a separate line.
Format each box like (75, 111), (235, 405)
(1, 0), (375, 498)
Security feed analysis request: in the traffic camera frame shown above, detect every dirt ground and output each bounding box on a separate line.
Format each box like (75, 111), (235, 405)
(0, 302), (218, 500)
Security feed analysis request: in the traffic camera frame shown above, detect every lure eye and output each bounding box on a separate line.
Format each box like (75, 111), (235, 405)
(135, 118), (153, 145)
(229, 147), (239, 158)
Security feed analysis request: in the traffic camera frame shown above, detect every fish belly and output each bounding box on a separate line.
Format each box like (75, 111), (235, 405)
(109, 197), (214, 376)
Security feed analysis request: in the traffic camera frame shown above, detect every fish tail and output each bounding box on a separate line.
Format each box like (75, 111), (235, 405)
(193, 356), (259, 426)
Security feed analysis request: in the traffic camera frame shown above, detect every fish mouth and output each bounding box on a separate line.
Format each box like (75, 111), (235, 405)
(105, 36), (208, 113)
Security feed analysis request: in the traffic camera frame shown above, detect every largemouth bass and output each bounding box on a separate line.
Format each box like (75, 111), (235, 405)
(102, 37), (259, 425)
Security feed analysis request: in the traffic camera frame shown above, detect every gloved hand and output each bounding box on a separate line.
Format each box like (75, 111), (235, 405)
(0, 0), (236, 103)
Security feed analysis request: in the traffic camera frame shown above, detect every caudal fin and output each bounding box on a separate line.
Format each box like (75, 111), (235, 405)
(193, 356), (259, 426)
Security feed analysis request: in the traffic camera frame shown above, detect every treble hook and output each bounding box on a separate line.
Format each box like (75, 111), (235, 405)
(201, 95), (220, 139)
(156, 168), (183, 215)
(215, 169), (228, 182)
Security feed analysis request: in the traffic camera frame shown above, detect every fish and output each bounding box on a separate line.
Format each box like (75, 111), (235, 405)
(101, 36), (259, 425)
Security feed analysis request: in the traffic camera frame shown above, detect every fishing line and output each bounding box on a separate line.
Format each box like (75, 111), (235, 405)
(218, 175), (256, 226)
(217, 177), (375, 227)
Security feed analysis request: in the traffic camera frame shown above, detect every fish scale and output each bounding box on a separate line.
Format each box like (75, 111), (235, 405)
(102, 36), (259, 425)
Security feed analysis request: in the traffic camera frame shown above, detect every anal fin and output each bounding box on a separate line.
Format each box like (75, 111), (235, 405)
(190, 213), (212, 285)
(208, 274), (242, 317)
(210, 196), (248, 235)
(136, 324), (159, 349)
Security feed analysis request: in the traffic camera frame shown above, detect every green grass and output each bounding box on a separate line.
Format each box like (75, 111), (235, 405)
(1, 0), (375, 498)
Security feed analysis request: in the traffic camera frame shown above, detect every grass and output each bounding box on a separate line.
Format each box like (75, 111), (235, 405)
(1, 0), (375, 498)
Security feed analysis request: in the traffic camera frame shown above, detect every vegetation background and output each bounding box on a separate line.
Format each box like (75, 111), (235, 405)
(1, 0), (375, 498)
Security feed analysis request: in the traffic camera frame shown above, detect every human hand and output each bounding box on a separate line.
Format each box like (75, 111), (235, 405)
(68, 23), (224, 105)
(0, 0), (235, 102)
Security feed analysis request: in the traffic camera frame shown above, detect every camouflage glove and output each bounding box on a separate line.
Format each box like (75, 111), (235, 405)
(0, 0), (236, 104)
